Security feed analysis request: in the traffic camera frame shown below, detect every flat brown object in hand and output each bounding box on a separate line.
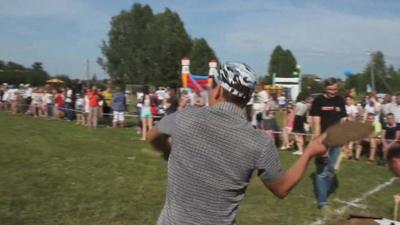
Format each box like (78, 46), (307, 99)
(323, 121), (374, 147)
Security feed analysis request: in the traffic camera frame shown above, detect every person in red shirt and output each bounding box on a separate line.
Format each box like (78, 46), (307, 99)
(87, 86), (100, 128)
(54, 89), (65, 118)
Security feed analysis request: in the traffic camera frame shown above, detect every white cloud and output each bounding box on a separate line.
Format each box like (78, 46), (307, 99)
(206, 1), (400, 76)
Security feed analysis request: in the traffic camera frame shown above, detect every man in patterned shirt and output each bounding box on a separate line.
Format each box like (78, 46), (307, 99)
(148, 62), (328, 225)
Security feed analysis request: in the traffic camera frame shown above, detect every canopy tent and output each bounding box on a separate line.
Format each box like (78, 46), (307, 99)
(46, 78), (64, 84)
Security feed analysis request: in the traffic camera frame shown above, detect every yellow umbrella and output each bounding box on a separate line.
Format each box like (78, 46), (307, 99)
(46, 78), (64, 84)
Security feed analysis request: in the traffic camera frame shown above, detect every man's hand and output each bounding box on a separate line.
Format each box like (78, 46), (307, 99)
(394, 194), (400, 203)
(304, 133), (328, 158)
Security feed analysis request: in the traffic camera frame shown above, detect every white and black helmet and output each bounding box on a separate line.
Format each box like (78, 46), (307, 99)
(214, 62), (257, 99)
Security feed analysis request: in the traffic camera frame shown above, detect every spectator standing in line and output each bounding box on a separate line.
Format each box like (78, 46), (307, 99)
(87, 86), (100, 128)
(42, 88), (52, 117)
(83, 89), (90, 126)
(23, 84), (32, 114)
(135, 91), (143, 134)
(112, 87), (127, 128)
(261, 99), (280, 143)
(54, 89), (65, 118)
(292, 93), (308, 156)
(75, 93), (85, 125)
(65, 86), (74, 121)
(310, 78), (347, 212)
(281, 103), (294, 150)
(278, 94), (286, 110)
(102, 86), (113, 123)
(31, 88), (40, 117)
(11, 89), (21, 114)
(148, 62), (329, 225)
(251, 83), (269, 128)
(140, 87), (153, 140)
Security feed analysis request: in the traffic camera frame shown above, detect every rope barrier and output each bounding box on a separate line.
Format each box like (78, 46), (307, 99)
(1, 101), (399, 143)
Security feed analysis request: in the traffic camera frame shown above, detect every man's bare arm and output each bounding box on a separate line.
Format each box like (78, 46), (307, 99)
(148, 127), (171, 160)
(263, 134), (327, 198)
(313, 116), (321, 136)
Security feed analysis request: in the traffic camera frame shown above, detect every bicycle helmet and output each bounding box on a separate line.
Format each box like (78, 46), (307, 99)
(214, 62), (257, 99)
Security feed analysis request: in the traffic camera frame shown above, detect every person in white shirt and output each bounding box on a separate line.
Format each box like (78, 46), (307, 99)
(345, 96), (359, 120)
(2, 87), (12, 111)
(23, 84), (33, 113)
(75, 93), (85, 125)
(292, 94), (308, 155)
(251, 83), (269, 128)
(65, 87), (74, 121)
(278, 95), (286, 109)
(364, 93), (381, 122)
(389, 92), (400, 126)
(42, 89), (54, 117)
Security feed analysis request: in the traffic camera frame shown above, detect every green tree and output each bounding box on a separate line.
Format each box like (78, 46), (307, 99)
(99, 3), (154, 84)
(363, 51), (391, 93)
(99, 4), (199, 87)
(268, 45), (298, 78)
(300, 75), (324, 96)
(31, 62), (44, 71)
(0, 60), (49, 86)
(146, 8), (192, 87)
(190, 38), (218, 75)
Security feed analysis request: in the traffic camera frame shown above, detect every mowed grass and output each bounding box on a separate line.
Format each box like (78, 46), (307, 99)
(0, 112), (398, 225)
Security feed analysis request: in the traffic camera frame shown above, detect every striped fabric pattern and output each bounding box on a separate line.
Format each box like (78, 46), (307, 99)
(156, 102), (282, 225)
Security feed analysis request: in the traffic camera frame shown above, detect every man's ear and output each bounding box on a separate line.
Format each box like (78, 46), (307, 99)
(214, 85), (223, 100)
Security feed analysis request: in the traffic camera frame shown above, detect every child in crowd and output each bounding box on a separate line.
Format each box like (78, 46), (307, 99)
(75, 93), (85, 125)
(140, 88), (153, 140)
(281, 103), (294, 150)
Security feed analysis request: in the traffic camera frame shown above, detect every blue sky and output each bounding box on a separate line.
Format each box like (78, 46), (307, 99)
(1, 0), (400, 80)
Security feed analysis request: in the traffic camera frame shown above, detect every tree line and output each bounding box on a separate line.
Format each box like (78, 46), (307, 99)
(0, 61), (49, 86)
(98, 3), (218, 88)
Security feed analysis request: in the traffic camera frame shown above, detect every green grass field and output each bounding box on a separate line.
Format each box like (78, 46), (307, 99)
(0, 112), (398, 225)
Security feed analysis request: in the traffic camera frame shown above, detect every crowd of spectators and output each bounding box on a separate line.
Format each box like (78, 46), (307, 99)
(1, 82), (399, 163)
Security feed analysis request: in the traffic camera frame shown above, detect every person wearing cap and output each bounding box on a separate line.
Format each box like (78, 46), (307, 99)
(148, 62), (329, 225)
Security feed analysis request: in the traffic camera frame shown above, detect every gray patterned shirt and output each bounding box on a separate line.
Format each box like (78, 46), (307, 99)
(156, 102), (283, 225)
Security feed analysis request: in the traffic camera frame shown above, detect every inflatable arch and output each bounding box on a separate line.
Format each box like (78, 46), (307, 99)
(181, 57), (217, 93)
